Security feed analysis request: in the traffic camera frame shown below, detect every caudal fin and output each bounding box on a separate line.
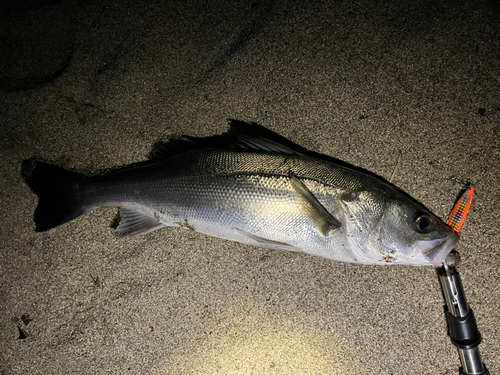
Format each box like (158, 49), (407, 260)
(22, 159), (87, 232)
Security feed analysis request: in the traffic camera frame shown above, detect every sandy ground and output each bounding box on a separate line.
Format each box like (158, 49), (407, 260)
(1, 0), (499, 374)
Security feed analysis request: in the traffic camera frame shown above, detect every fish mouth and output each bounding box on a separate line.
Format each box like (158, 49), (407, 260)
(420, 231), (460, 267)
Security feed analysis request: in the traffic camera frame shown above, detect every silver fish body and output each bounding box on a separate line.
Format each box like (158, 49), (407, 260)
(23, 123), (459, 266)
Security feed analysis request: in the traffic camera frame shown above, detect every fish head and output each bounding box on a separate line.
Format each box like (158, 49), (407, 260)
(365, 191), (459, 266)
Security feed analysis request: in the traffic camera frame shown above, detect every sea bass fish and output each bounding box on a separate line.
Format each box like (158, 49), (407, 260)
(22, 120), (459, 266)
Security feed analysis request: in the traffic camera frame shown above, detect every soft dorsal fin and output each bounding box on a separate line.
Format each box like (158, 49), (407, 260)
(148, 138), (203, 160)
(116, 208), (166, 237)
(290, 176), (342, 236)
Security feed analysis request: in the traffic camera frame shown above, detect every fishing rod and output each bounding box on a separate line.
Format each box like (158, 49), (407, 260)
(438, 261), (489, 374)
(437, 186), (489, 374)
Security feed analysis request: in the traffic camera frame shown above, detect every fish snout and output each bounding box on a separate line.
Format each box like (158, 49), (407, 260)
(421, 231), (460, 267)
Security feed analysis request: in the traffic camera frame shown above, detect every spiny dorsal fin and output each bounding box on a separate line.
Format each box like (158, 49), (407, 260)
(225, 120), (302, 154)
(290, 175), (342, 236)
(116, 208), (166, 237)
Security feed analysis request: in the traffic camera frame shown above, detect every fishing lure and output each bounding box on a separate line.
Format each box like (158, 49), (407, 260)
(447, 185), (474, 233)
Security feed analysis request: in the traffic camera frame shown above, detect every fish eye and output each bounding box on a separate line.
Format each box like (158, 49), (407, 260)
(414, 214), (433, 233)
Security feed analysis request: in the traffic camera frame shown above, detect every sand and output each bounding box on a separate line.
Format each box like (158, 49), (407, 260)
(1, 0), (499, 374)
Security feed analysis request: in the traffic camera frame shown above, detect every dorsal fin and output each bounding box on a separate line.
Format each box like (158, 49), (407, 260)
(148, 138), (202, 160)
(149, 120), (306, 160)
(223, 120), (302, 154)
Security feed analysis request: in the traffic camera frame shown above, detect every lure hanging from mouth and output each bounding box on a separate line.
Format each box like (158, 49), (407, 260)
(448, 185), (474, 233)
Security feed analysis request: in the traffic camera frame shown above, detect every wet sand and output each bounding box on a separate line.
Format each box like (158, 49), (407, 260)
(1, 0), (499, 373)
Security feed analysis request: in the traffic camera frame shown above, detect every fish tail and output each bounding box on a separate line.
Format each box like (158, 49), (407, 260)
(22, 159), (88, 232)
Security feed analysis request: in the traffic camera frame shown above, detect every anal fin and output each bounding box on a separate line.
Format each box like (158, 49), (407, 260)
(116, 208), (166, 237)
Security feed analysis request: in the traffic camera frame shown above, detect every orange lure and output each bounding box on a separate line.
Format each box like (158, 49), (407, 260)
(447, 186), (474, 233)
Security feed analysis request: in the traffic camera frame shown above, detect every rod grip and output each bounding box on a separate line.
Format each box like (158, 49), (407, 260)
(446, 308), (481, 350)
(459, 366), (490, 375)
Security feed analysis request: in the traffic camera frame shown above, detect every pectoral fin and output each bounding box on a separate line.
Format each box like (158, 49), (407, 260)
(290, 176), (341, 236)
